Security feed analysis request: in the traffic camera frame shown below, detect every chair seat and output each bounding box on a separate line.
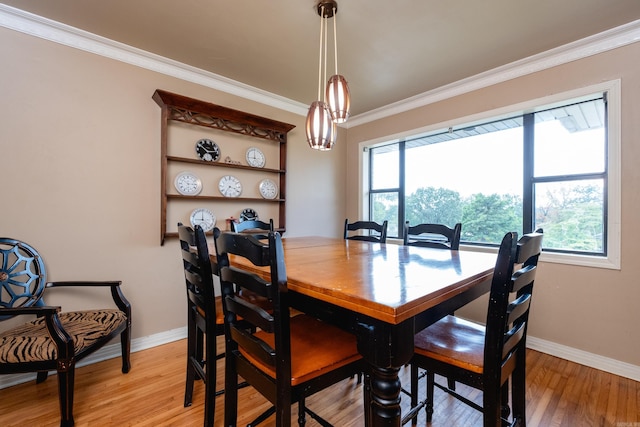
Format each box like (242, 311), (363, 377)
(240, 314), (361, 386)
(414, 315), (486, 374)
(0, 309), (126, 364)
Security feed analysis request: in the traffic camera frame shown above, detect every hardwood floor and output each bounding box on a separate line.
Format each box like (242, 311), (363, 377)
(0, 338), (638, 426)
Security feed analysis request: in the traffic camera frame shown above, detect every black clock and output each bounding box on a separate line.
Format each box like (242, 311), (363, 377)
(195, 138), (221, 162)
(240, 208), (258, 222)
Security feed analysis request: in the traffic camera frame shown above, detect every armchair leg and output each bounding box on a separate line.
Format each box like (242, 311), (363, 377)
(120, 324), (131, 374)
(36, 371), (49, 384)
(57, 364), (76, 427)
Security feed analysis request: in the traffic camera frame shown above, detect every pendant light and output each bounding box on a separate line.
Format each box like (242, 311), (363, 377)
(305, 1), (350, 150)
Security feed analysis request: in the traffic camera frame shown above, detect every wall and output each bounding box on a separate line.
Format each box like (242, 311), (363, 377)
(345, 42), (640, 366)
(0, 26), (346, 340)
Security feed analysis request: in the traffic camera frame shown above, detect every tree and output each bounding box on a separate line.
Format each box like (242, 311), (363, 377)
(461, 193), (522, 243)
(405, 187), (462, 227)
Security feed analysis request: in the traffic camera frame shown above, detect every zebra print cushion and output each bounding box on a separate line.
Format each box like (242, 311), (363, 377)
(0, 309), (126, 364)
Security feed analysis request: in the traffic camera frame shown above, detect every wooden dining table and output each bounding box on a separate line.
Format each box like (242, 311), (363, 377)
(215, 236), (497, 426)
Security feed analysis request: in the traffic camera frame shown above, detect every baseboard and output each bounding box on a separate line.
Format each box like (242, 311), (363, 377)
(2, 327), (638, 390)
(526, 336), (640, 382)
(0, 326), (187, 389)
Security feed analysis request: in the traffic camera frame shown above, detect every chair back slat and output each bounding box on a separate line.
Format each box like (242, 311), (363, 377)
(403, 222), (462, 250)
(225, 293), (273, 332)
(344, 219), (388, 243)
(229, 324), (277, 367)
(231, 219), (274, 240)
(506, 293), (531, 326)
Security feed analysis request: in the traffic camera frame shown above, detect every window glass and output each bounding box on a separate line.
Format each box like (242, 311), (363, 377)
(534, 180), (604, 253)
(405, 125), (523, 243)
(371, 145), (398, 189)
(371, 192), (398, 237)
(367, 92), (609, 256)
(534, 99), (605, 177)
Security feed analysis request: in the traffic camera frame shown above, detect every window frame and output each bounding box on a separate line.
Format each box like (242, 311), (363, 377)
(360, 80), (621, 270)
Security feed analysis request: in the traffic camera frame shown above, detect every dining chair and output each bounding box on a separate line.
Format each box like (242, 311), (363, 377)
(0, 237), (131, 427)
(404, 222), (462, 403)
(344, 219), (388, 243)
(405, 230), (543, 427)
(215, 229), (365, 427)
(231, 218), (274, 239)
(177, 223), (225, 427)
(403, 221), (462, 250)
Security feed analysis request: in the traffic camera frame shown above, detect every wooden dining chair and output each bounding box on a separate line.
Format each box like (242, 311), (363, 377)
(405, 230), (543, 427)
(403, 221), (462, 250)
(0, 237), (131, 427)
(177, 223), (226, 427)
(344, 219), (388, 243)
(404, 222), (462, 403)
(215, 229), (365, 427)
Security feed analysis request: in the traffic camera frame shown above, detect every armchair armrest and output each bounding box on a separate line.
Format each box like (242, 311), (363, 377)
(1, 305), (74, 360)
(45, 280), (131, 318)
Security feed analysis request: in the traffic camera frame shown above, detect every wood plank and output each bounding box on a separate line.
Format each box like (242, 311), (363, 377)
(1, 340), (639, 426)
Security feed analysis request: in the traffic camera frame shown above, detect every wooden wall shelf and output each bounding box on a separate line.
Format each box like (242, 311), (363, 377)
(153, 89), (295, 245)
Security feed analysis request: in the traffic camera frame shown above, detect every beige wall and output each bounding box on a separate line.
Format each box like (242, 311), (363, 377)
(0, 27), (346, 339)
(2, 21), (639, 369)
(345, 42), (640, 366)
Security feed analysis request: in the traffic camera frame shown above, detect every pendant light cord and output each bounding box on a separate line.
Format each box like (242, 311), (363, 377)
(332, 6), (339, 75)
(317, 5), (325, 101)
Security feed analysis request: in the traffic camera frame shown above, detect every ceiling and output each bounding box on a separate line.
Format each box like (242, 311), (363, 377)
(3, 1), (640, 117)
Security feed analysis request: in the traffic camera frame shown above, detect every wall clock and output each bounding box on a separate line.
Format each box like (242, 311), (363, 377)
(245, 147), (266, 168)
(240, 208), (258, 222)
(190, 208), (216, 232)
(173, 171), (202, 196)
(218, 175), (242, 197)
(195, 138), (221, 162)
(259, 178), (278, 199)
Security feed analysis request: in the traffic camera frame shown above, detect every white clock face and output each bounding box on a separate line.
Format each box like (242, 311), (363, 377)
(259, 179), (278, 199)
(246, 147), (266, 168)
(190, 208), (216, 232)
(218, 175), (242, 198)
(174, 171), (202, 196)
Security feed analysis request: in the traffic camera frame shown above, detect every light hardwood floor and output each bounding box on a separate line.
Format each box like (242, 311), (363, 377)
(0, 338), (638, 426)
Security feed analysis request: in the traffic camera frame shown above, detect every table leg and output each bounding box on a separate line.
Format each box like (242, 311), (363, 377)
(357, 318), (414, 427)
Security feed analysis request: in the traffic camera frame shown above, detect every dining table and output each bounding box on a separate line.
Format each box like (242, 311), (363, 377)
(214, 235), (497, 426)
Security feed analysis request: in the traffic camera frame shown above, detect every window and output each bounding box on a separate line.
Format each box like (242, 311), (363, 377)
(365, 81), (620, 268)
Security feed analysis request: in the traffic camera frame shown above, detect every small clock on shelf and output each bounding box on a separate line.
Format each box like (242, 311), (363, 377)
(173, 171), (202, 196)
(259, 178), (278, 199)
(245, 147), (266, 168)
(218, 175), (242, 197)
(190, 208), (216, 232)
(240, 208), (258, 222)
(195, 138), (221, 162)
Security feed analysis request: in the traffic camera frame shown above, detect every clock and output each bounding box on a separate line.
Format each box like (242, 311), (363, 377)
(195, 138), (221, 162)
(173, 171), (202, 196)
(218, 175), (242, 197)
(259, 178), (278, 199)
(240, 208), (258, 222)
(245, 147), (266, 168)
(190, 208), (216, 232)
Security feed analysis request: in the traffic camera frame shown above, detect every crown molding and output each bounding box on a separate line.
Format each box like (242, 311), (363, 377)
(1, 5), (639, 125)
(0, 4), (309, 117)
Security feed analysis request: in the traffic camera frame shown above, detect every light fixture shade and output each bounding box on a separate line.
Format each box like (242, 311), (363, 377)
(305, 101), (336, 150)
(326, 74), (351, 123)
